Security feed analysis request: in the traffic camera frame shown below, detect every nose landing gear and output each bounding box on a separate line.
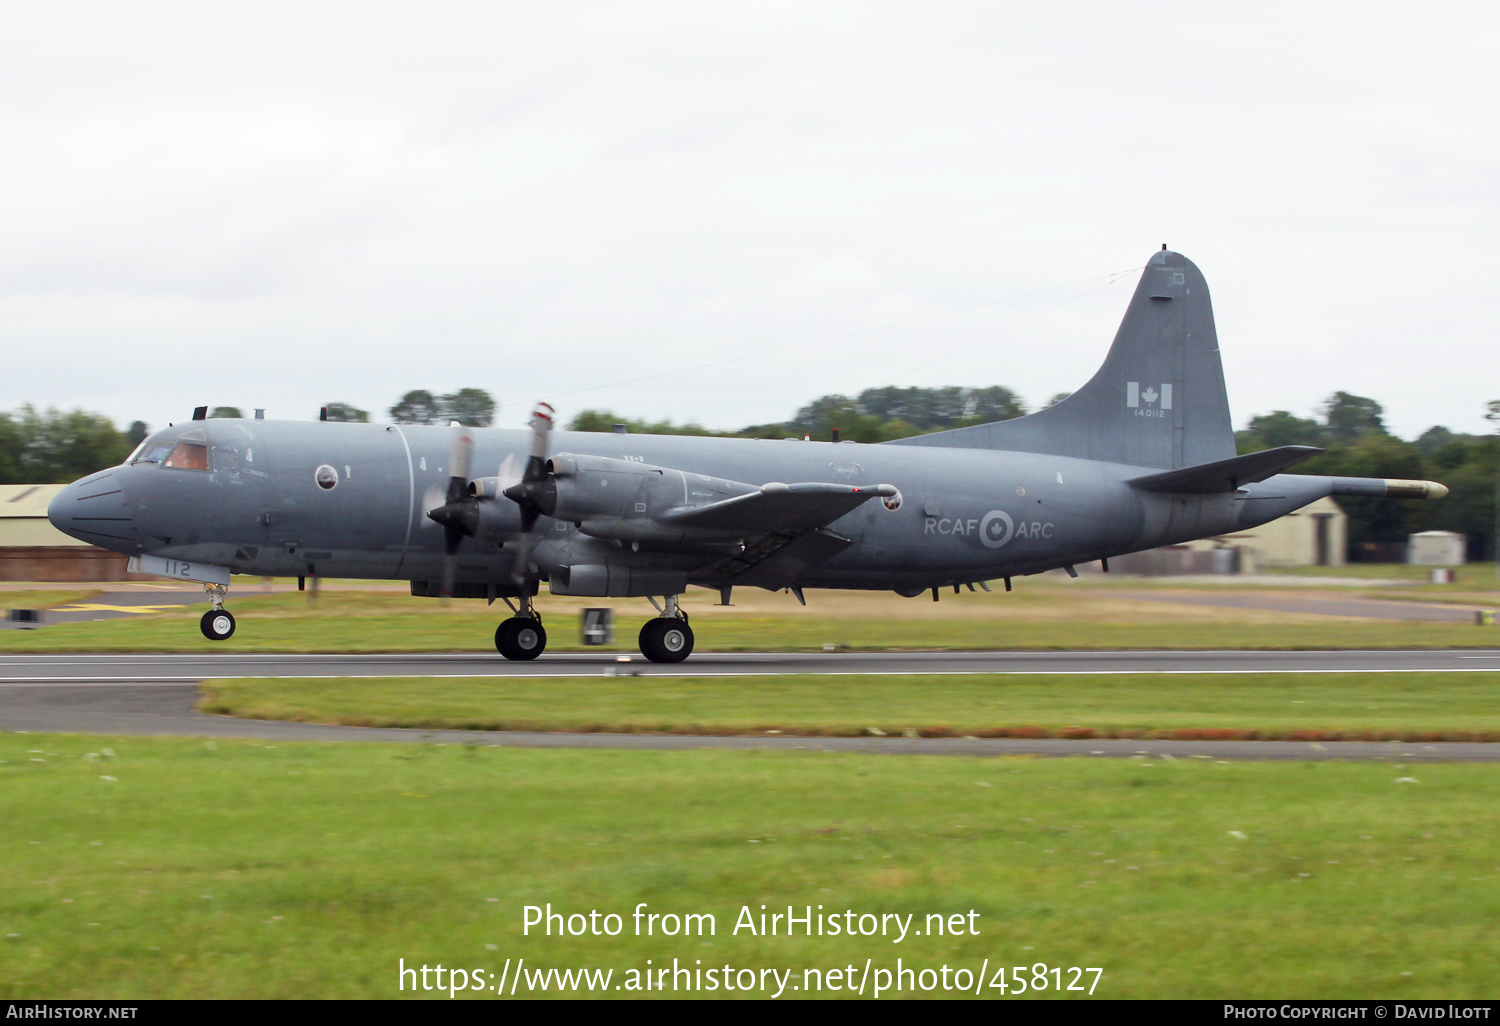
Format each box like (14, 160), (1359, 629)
(639, 594), (693, 663)
(199, 583), (235, 641)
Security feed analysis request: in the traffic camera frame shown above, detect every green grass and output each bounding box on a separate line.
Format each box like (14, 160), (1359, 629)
(1360, 592), (1500, 608)
(1, 734), (1496, 999)
(1, 589), (1498, 652)
(0, 590), (97, 611)
(200, 672), (1500, 741)
(1267, 563), (1500, 590)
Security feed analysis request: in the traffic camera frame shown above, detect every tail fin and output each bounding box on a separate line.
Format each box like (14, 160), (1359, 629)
(887, 250), (1236, 469)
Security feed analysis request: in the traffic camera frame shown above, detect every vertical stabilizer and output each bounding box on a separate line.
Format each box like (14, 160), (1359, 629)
(888, 250), (1236, 469)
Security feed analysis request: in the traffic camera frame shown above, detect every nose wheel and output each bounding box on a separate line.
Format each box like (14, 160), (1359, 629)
(199, 583), (235, 641)
(200, 609), (236, 640)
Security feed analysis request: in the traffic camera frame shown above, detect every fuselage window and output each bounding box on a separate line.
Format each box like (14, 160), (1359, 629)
(160, 442), (209, 470)
(315, 464), (339, 490)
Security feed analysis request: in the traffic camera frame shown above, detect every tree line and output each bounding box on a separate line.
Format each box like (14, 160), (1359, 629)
(569, 385), (1043, 442)
(0, 407), (145, 485)
(1233, 394), (1500, 562)
(3, 387), (1495, 561)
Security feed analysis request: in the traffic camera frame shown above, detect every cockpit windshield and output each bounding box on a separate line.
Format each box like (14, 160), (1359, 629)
(133, 440), (209, 470)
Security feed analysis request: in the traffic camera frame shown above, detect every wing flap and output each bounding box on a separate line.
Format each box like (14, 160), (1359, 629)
(716, 528), (855, 590)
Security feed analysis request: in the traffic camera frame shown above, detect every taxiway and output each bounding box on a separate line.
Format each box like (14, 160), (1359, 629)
(2, 649), (1498, 761)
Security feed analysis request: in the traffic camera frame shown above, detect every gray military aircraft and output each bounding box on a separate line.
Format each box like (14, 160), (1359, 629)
(48, 248), (1446, 662)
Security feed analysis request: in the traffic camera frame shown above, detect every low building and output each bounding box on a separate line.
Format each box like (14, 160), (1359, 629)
(1408, 530), (1466, 566)
(1231, 495), (1347, 568)
(1106, 496), (1347, 575)
(0, 484), (132, 581)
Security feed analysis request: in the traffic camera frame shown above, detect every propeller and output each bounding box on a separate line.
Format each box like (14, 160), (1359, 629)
(426, 403), (555, 593)
(427, 422), (474, 598)
(502, 402), (555, 585)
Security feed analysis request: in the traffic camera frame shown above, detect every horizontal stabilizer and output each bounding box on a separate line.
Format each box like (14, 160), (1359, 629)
(664, 482), (896, 533)
(1129, 445), (1323, 494)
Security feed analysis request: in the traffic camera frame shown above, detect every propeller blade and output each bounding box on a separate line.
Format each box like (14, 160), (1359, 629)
(438, 422), (475, 597)
(510, 529), (536, 587)
(505, 402), (555, 585)
(523, 402), (554, 482)
(445, 422), (475, 504)
(440, 546), (459, 600)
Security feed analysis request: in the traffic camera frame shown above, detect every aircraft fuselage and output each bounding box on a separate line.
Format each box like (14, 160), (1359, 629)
(49, 418), (1330, 594)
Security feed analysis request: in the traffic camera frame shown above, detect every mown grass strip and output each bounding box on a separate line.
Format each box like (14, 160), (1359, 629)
(3, 734), (1497, 999)
(1266, 563), (1500, 589)
(199, 671), (1500, 742)
(2, 592), (1497, 653)
(0, 590), (97, 612)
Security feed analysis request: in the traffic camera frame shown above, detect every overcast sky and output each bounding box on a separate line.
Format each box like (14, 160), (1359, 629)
(3, 2), (1497, 440)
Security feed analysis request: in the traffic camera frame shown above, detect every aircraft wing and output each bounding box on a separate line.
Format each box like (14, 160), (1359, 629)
(663, 482), (897, 590)
(661, 482), (896, 533)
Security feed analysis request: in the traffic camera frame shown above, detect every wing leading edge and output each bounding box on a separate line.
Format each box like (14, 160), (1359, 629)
(662, 481), (897, 532)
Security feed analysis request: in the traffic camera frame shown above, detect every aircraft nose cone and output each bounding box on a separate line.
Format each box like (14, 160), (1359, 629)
(47, 470), (140, 552)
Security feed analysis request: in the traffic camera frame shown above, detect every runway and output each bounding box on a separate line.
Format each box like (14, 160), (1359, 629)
(3, 649), (1499, 761)
(5, 647), (1500, 682)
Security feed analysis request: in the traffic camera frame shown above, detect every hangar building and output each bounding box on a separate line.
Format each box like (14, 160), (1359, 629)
(1107, 496), (1348, 575)
(0, 484), (132, 581)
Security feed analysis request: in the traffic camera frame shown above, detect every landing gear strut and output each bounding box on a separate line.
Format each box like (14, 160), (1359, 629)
(639, 594), (693, 663)
(495, 591), (546, 660)
(199, 583), (235, 641)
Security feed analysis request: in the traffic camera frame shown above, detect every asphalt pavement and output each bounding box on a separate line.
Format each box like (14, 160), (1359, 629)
(3, 649), (1499, 761)
(3, 648), (1499, 681)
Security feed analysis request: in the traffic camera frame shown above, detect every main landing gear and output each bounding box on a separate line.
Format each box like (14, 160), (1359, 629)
(494, 592), (546, 660)
(639, 594), (693, 664)
(490, 591), (696, 663)
(199, 583), (235, 641)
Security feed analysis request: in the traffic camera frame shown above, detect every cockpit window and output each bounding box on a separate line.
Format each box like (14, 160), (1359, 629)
(131, 427), (213, 471)
(162, 441), (209, 470)
(132, 443), (176, 465)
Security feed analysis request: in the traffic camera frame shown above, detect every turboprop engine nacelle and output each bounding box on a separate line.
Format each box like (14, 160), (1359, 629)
(535, 453), (755, 524)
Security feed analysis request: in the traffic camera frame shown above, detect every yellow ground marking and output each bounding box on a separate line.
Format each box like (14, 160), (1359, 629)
(51, 603), (190, 615)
